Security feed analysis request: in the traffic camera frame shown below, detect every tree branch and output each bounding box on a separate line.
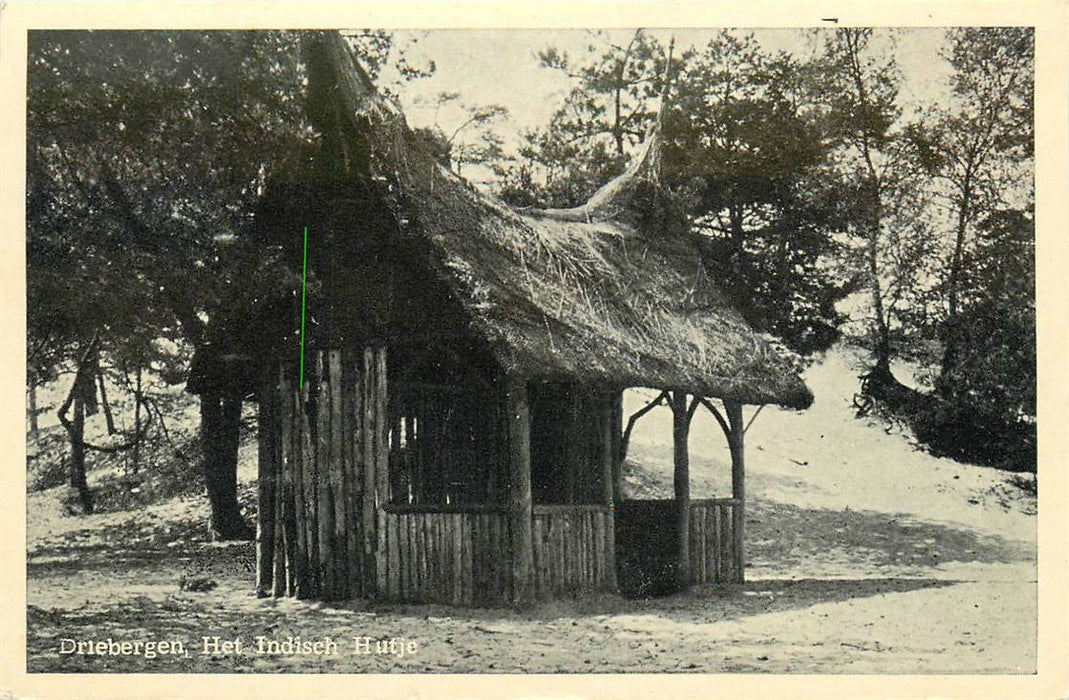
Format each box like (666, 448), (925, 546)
(56, 332), (100, 434)
(83, 401), (152, 453)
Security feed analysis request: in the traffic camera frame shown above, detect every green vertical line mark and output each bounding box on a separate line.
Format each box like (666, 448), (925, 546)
(298, 225), (309, 394)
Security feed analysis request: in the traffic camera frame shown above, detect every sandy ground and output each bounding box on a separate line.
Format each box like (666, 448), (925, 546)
(25, 347), (1037, 674)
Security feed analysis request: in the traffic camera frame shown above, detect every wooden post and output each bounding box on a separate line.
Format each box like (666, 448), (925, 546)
(299, 378), (318, 598)
(255, 378), (276, 597)
(600, 393), (618, 591)
(329, 350), (347, 598)
(725, 400), (745, 584)
(505, 374), (534, 606)
(671, 390), (691, 589)
(374, 346), (389, 595)
(361, 347), (377, 595)
(342, 352), (361, 599)
(565, 387), (578, 504)
(272, 378), (289, 597)
(610, 391), (624, 503)
(316, 351), (335, 599)
(291, 376), (308, 599)
(282, 388), (297, 597)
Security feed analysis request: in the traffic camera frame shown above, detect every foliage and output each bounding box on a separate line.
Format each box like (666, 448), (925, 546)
(913, 209), (1036, 472)
(663, 31), (850, 354)
(410, 91), (508, 175)
(26, 30), (433, 521)
(907, 28), (1034, 369)
(28, 31), (312, 380)
(808, 28), (914, 369)
(904, 29), (1035, 471)
(495, 29), (671, 208)
(28, 29), (431, 378)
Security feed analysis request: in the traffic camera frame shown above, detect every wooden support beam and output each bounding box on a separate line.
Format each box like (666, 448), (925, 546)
(610, 391), (624, 503)
(361, 347), (377, 594)
(505, 374), (535, 606)
(329, 350), (347, 598)
(255, 377), (277, 597)
(299, 375), (318, 598)
(316, 351), (335, 599)
(272, 375), (290, 597)
(600, 393), (618, 592)
(725, 400), (746, 584)
(670, 390), (692, 589)
(292, 372), (309, 599)
(373, 346), (389, 598)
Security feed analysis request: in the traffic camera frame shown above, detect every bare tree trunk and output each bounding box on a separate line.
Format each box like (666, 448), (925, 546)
(57, 339), (99, 515)
(131, 365), (142, 474)
(671, 390), (691, 589)
(96, 366), (116, 435)
(941, 176), (974, 384)
(842, 29), (893, 376)
(201, 391), (253, 541)
(610, 29), (641, 156)
(67, 372), (93, 514)
(867, 209), (892, 375)
(28, 381), (39, 438)
(70, 391), (86, 490)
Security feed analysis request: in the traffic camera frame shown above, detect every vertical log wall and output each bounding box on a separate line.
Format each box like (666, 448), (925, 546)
(378, 507), (511, 604)
(531, 505), (616, 598)
(256, 347), (388, 600)
(687, 499), (743, 584)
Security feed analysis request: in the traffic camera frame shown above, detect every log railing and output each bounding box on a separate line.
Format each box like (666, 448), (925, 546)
(531, 504), (616, 598)
(615, 498), (742, 596)
(687, 498), (743, 584)
(379, 507), (511, 605)
(377, 504), (619, 604)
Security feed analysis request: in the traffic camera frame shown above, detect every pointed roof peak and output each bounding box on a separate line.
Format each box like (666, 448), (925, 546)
(527, 37), (679, 225)
(622, 36), (675, 183)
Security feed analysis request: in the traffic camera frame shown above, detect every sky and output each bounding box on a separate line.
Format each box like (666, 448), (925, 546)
(383, 28), (953, 182)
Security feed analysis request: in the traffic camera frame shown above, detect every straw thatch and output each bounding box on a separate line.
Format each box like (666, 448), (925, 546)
(305, 33), (812, 409)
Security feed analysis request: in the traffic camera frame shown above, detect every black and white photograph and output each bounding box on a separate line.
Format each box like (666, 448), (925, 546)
(4, 2), (1068, 697)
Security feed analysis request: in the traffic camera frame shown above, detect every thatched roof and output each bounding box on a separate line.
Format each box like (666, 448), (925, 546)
(306, 33), (812, 409)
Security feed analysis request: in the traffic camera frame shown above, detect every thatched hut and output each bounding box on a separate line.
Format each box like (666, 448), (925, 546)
(252, 33), (812, 606)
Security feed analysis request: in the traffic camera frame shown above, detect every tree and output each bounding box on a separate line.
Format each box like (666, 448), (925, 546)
(495, 29), (672, 208)
(663, 31), (848, 354)
(27, 30), (430, 535)
(912, 208), (1036, 471)
(908, 27), (1034, 382)
(499, 31), (850, 355)
(812, 28), (931, 381)
(28, 30), (312, 531)
(410, 92), (508, 176)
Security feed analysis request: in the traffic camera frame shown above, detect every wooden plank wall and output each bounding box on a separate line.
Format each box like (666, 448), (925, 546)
(256, 347), (388, 601)
(379, 508), (511, 605)
(531, 505), (616, 598)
